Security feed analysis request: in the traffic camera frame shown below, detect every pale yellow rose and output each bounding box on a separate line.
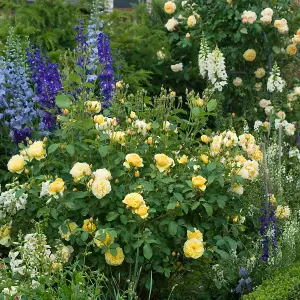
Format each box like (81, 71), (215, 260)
(177, 155), (188, 164)
(187, 15), (196, 27)
(49, 178), (65, 195)
(28, 141), (46, 160)
(105, 247), (125, 266)
(7, 155), (25, 174)
(123, 153), (144, 168)
(154, 154), (175, 172)
(123, 193), (145, 209)
(201, 135), (211, 143)
(70, 162), (91, 180)
(192, 175), (207, 191)
(85, 101), (101, 114)
(287, 44), (297, 55)
(183, 238), (204, 259)
(243, 49), (256, 62)
(110, 131), (126, 145)
(92, 179), (111, 199)
(134, 204), (149, 219)
(187, 228), (203, 241)
(82, 219), (96, 233)
(164, 1), (176, 14)
(59, 222), (78, 241)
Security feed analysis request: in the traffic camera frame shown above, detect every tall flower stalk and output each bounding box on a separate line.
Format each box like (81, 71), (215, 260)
(27, 47), (62, 136)
(0, 29), (37, 143)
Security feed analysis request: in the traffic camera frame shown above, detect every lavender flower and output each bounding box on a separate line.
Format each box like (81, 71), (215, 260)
(0, 29), (37, 143)
(236, 266), (252, 294)
(27, 47), (62, 135)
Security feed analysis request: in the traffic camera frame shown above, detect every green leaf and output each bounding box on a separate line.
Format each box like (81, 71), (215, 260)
(167, 202), (177, 210)
(56, 94), (71, 109)
(81, 231), (89, 242)
(207, 99), (217, 112)
(202, 203), (213, 217)
(51, 209), (58, 219)
(191, 202), (200, 210)
(207, 161), (217, 171)
(64, 201), (76, 210)
(143, 243), (153, 260)
(106, 212), (119, 221)
(224, 236), (238, 251)
(120, 215), (127, 225)
(173, 192), (184, 201)
(66, 145), (75, 156)
(168, 221), (178, 236)
(75, 65), (84, 75)
(240, 28), (248, 34)
(48, 143), (60, 154)
(98, 146), (109, 158)
(71, 191), (89, 199)
(272, 46), (281, 54)
(15, 188), (25, 199)
(110, 248), (117, 256)
(82, 119), (94, 130)
(70, 73), (81, 84)
(217, 198), (225, 209)
(214, 247), (230, 259)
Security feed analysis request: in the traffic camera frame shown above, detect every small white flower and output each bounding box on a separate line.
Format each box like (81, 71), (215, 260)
(171, 63), (183, 72)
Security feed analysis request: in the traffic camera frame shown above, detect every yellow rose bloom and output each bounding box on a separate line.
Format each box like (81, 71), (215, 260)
(93, 168), (112, 181)
(178, 155), (188, 164)
(134, 204), (149, 219)
(192, 175), (207, 191)
(248, 147), (263, 161)
(287, 44), (297, 55)
(195, 98), (204, 107)
(201, 135), (211, 143)
(116, 81), (123, 89)
(164, 1), (176, 14)
(105, 247), (125, 266)
(154, 154), (175, 172)
(70, 162), (91, 180)
(28, 141), (46, 161)
(187, 15), (196, 27)
(275, 205), (290, 219)
(82, 219), (96, 233)
(0, 226), (10, 238)
(85, 100), (101, 114)
(60, 222), (78, 241)
(274, 20), (281, 28)
(123, 153), (144, 168)
(200, 154), (209, 165)
(183, 238), (204, 259)
(292, 34), (300, 44)
(110, 131), (126, 145)
(92, 179), (111, 199)
(123, 193), (145, 209)
(49, 178), (65, 195)
(254, 68), (266, 79)
(187, 229), (203, 241)
(94, 114), (105, 124)
(243, 49), (256, 62)
(94, 230), (114, 248)
(7, 155), (25, 174)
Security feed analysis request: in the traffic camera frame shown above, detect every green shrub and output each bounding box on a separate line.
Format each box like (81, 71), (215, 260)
(244, 263), (300, 300)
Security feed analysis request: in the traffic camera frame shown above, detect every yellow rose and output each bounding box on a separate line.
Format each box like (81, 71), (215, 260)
(116, 81), (123, 89)
(275, 205), (290, 219)
(201, 135), (211, 143)
(70, 162), (91, 180)
(248, 146), (263, 161)
(94, 114), (105, 124)
(195, 98), (204, 107)
(231, 184), (244, 195)
(123, 193), (145, 209)
(105, 247), (125, 266)
(28, 141), (46, 160)
(292, 34), (300, 44)
(85, 101), (101, 114)
(92, 179), (111, 199)
(93, 168), (112, 181)
(178, 155), (188, 164)
(134, 204), (149, 219)
(200, 154), (209, 164)
(254, 68), (266, 79)
(187, 229), (203, 241)
(243, 49), (256, 62)
(110, 131), (126, 145)
(183, 238), (204, 259)
(0, 226), (10, 238)
(130, 111), (137, 119)
(274, 20), (281, 28)
(7, 155), (25, 174)
(164, 1), (176, 14)
(187, 15), (196, 27)
(287, 44), (297, 55)
(154, 154), (175, 172)
(49, 178), (65, 195)
(123, 153), (144, 168)
(192, 175), (207, 191)
(60, 222), (77, 241)
(94, 230), (114, 248)
(82, 219), (96, 233)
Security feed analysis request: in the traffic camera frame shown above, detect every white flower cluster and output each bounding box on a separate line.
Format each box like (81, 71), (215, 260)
(274, 119), (296, 136)
(260, 8), (273, 25)
(0, 185), (27, 219)
(267, 63), (286, 93)
(289, 148), (300, 160)
(198, 37), (209, 78)
(8, 233), (73, 278)
(206, 47), (228, 91)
